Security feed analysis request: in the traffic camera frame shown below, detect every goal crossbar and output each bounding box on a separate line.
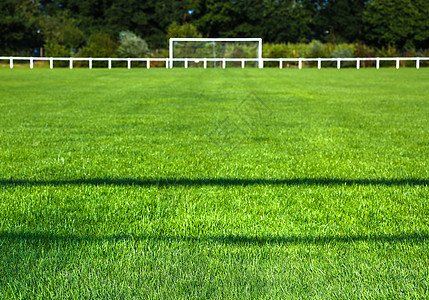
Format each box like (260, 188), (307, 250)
(169, 38), (263, 69)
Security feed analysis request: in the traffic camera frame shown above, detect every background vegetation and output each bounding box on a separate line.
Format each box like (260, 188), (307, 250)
(1, 0), (429, 57)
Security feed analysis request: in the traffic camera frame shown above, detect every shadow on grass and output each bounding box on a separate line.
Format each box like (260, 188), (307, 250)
(1, 231), (428, 245)
(0, 177), (428, 187)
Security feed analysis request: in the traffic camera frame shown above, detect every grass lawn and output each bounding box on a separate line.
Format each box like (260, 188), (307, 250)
(0, 67), (428, 299)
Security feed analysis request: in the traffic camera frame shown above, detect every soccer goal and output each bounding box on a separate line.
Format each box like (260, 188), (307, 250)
(169, 38), (263, 69)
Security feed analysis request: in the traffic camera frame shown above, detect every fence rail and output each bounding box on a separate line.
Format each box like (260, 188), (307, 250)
(1, 56), (429, 70)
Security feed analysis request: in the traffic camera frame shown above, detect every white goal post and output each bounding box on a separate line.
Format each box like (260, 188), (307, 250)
(169, 38), (263, 69)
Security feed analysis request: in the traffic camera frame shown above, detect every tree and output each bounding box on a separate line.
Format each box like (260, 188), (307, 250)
(39, 11), (85, 51)
(192, 0), (315, 43)
(363, 0), (429, 49)
(229, 0), (266, 38)
(0, 0), (42, 54)
(192, 0), (237, 37)
(64, 0), (188, 48)
(312, 0), (366, 43)
(167, 22), (202, 38)
(261, 0), (314, 43)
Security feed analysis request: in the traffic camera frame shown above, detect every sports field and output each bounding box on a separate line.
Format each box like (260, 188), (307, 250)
(0, 68), (428, 298)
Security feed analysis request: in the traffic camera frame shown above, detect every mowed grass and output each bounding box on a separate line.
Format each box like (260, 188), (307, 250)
(0, 67), (428, 299)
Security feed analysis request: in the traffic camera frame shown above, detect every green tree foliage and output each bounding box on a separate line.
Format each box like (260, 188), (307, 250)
(43, 38), (69, 57)
(2, 0), (429, 55)
(39, 12), (85, 51)
(192, 0), (236, 37)
(192, 0), (313, 42)
(63, 0), (187, 48)
(261, 0), (313, 43)
(312, 0), (366, 43)
(167, 22), (202, 38)
(78, 32), (118, 57)
(118, 31), (150, 57)
(227, 0), (266, 38)
(363, 0), (429, 49)
(0, 0), (41, 54)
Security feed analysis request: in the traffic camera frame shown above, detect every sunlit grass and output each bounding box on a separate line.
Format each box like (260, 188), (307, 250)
(0, 68), (428, 298)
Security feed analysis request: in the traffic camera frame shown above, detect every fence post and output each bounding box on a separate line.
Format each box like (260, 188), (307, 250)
(222, 58), (226, 69)
(337, 58), (341, 69)
(184, 58), (188, 69)
(203, 58), (207, 69)
(416, 58), (420, 69)
(241, 59), (245, 69)
(30, 57), (34, 69)
(69, 58), (73, 69)
(108, 58), (112, 69)
(396, 58), (399, 69)
(165, 59), (169, 69)
(376, 58), (380, 69)
(298, 58), (302, 69)
(279, 59), (283, 69)
(50, 58), (53, 69)
(147, 58), (150, 69)
(356, 58), (360, 69)
(318, 58), (321, 70)
(127, 58), (131, 69)
(89, 58), (92, 69)
(10, 58), (13, 69)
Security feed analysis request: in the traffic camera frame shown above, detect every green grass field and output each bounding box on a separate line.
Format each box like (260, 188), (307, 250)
(0, 68), (428, 299)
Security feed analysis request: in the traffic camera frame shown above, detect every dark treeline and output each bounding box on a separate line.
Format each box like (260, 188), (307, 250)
(1, 0), (428, 56)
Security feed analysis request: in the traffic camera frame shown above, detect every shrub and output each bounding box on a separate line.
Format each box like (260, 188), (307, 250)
(263, 43), (292, 58)
(353, 43), (376, 58)
(43, 38), (69, 67)
(420, 49), (429, 67)
(306, 40), (329, 58)
(78, 32), (118, 58)
(118, 31), (149, 58)
(331, 44), (355, 67)
(375, 45), (400, 57)
(353, 43), (376, 67)
(374, 45), (400, 67)
(331, 44), (355, 58)
(43, 38), (69, 57)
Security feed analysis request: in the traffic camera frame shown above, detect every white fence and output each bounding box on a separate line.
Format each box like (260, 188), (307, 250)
(1, 56), (429, 69)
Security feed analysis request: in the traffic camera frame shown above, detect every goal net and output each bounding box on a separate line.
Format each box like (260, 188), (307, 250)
(169, 38), (263, 68)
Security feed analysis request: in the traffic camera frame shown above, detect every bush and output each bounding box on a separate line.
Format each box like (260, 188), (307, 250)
(374, 45), (400, 67)
(118, 31), (149, 58)
(43, 38), (69, 57)
(331, 44), (355, 67)
(263, 43), (292, 58)
(353, 43), (376, 58)
(353, 43), (376, 67)
(420, 49), (429, 67)
(331, 44), (355, 58)
(262, 43), (291, 67)
(305, 40), (329, 58)
(78, 32), (118, 58)
(43, 38), (69, 67)
(375, 45), (400, 57)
